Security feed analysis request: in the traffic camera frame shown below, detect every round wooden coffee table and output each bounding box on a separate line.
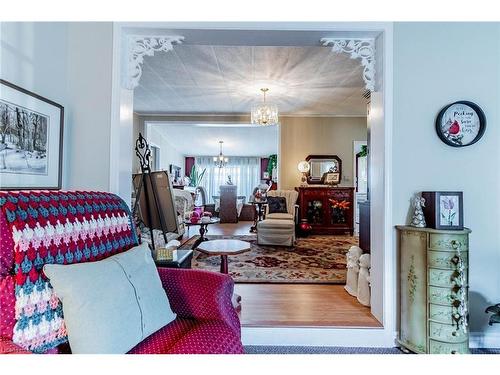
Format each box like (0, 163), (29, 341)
(196, 239), (250, 310)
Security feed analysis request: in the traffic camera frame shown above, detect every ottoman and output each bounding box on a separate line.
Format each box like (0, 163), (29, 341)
(257, 219), (295, 247)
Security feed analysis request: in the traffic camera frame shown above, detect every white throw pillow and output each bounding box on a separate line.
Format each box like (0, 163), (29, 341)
(43, 242), (176, 354)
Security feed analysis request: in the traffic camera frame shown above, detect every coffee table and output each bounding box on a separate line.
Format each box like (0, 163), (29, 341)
(196, 239), (251, 309)
(183, 217), (220, 249)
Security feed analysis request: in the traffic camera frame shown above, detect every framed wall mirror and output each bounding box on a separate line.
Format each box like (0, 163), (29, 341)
(306, 155), (342, 185)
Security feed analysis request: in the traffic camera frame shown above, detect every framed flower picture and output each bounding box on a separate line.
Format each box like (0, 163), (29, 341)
(0, 80), (64, 190)
(421, 191), (464, 230)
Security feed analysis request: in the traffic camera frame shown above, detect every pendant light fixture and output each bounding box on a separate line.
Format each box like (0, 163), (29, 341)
(213, 140), (228, 168)
(251, 88), (279, 126)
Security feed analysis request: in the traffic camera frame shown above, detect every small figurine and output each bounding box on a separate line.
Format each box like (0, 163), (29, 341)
(410, 195), (426, 228)
(357, 253), (371, 306)
(345, 246), (363, 297)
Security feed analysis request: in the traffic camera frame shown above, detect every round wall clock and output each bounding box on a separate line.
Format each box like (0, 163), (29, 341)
(435, 101), (486, 147)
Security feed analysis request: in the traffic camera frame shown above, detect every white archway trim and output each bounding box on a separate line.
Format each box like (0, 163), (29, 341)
(124, 35), (184, 90)
(321, 38), (375, 91)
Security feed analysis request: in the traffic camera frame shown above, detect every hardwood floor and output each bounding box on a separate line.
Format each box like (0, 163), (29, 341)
(235, 284), (381, 327)
(184, 221), (381, 328)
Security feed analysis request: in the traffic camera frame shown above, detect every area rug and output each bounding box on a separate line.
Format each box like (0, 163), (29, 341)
(181, 234), (358, 284)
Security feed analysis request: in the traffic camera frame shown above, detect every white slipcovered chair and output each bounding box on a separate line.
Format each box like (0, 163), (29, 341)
(257, 189), (299, 247)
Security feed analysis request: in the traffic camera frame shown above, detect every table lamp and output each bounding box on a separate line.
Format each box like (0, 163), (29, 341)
(297, 161), (310, 186)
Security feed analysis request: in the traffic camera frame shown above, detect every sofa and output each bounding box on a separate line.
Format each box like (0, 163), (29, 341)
(257, 189), (299, 247)
(0, 190), (243, 354)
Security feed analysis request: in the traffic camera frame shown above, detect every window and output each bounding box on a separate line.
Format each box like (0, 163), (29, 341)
(195, 156), (261, 203)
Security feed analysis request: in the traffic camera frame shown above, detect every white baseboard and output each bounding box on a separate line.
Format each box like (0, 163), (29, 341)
(469, 331), (500, 348)
(241, 327), (397, 347)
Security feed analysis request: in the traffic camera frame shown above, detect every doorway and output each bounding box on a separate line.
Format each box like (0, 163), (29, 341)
(110, 22), (394, 347)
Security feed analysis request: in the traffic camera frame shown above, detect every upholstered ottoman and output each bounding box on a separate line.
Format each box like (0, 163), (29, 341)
(257, 219), (295, 247)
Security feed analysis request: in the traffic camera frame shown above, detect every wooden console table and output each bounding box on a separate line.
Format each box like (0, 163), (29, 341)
(296, 186), (354, 235)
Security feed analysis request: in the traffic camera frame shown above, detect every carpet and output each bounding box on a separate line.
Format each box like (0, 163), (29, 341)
(182, 234), (358, 284)
(243, 346), (500, 354)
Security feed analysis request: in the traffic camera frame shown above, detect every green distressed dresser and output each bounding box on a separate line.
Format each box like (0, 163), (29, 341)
(396, 226), (471, 354)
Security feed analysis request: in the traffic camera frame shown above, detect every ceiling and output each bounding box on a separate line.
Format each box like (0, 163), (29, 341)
(133, 45), (367, 116)
(148, 122), (278, 157)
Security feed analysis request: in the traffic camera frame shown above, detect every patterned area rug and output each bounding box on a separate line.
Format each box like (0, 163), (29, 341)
(182, 234), (358, 284)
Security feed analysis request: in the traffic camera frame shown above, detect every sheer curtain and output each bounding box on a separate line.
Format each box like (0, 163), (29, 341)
(195, 156), (261, 203)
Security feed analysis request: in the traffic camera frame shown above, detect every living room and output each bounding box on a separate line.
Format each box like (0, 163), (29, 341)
(129, 42), (372, 326)
(1, 1), (500, 369)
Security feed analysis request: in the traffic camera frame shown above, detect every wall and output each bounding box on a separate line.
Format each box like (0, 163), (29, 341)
(0, 22), (114, 192)
(393, 22), (500, 343)
(65, 22), (114, 191)
(147, 125), (185, 176)
(0, 22), (69, 183)
(279, 116), (367, 190)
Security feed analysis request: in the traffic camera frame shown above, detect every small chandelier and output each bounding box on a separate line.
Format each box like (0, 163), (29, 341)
(251, 88), (279, 126)
(213, 140), (228, 168)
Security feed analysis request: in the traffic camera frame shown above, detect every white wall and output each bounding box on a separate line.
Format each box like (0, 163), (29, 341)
(65, 22), (114, 191)
(1, 22), (69, 184)
(393, 22), (500, 344)
(146, 125), (185, 175)
(0, 22), (115, 192)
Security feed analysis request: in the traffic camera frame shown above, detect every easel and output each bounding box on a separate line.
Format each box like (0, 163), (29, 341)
(132, 133), (176, 250)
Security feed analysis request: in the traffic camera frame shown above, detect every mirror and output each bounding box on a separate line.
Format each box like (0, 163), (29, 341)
(306, 155), (342, 185)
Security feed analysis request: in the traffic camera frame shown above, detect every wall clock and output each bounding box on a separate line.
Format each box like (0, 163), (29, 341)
(435, 101), (486, 147)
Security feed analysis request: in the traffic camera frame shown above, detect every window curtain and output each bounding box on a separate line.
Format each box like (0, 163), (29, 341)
(195, 156), (261, 203)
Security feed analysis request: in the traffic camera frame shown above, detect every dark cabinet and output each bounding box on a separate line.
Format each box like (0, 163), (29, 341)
(359, 200), (370, 252)
(296, 186), (354, 235)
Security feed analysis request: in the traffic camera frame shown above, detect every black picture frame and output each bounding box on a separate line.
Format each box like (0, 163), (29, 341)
(0, 79), (64, 190)
(422, 191), (464, 230)
(435, 100), (486, 147)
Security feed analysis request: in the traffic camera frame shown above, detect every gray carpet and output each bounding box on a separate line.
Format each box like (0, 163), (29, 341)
(244, 346), (500, 354)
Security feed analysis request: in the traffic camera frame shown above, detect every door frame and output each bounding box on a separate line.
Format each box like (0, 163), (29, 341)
(110, 21), (395, 347)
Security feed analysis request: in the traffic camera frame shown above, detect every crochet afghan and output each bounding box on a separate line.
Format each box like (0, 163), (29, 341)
(0, 191), (138, 353)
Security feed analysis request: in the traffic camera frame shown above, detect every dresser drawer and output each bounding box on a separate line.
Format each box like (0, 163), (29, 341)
(429, 339), (469, 354)
(428, 250), (468, 269)
(429, 321), (468, 343)
(428, 268), (467, 288)
(429, 234), (468, 252)
(428, 286), (466, 306)
(429, 304), (455, 324)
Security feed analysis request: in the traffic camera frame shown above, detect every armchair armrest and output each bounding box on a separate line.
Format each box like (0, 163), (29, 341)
(157, 268), (240, 336)
(294, 204), (300, 224)
(0, 338), (31, 354)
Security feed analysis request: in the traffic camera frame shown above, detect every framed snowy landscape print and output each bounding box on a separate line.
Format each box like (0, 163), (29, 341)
(0, 80), (64, 190)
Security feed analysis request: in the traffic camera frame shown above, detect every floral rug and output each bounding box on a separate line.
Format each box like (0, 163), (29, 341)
(181, 234), (358, 284)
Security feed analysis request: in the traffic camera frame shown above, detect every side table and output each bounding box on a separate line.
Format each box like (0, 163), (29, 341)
(249, 200), (267, 233)
(155, 249), (193, 269)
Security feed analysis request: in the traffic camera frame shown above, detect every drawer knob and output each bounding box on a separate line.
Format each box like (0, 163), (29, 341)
(452, 331), (458, 337)
(451, 255), (460, 265)
(452, 300), (462, 308)
(450, 240), (460, 250)
(451, 350), (457, 354)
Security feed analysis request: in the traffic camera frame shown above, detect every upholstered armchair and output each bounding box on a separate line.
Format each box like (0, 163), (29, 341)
(265, 189), (299, 223)
(257, 189), (299, 247)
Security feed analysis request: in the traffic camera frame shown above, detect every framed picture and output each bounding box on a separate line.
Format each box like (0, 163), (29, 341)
(422, 191), (464, 230)
(435, 101), (486, 147)
(0, 79), (64, 190)
(324, 172), (340, 185)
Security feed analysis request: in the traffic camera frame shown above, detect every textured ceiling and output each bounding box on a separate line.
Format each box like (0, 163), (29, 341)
(148, 123), (278, 157)
(134, 45), (367, 116)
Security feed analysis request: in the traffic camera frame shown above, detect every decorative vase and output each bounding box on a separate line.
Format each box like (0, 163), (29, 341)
(299, 219), (312, 237)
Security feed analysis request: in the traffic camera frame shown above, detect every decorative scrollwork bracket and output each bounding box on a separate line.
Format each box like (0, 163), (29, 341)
(124, 35), (184, 90)
(321, 38), (376, 92)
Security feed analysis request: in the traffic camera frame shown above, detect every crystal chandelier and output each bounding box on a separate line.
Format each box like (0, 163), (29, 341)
(213, 140), (228, 168)
(251, 88), (279, 126)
